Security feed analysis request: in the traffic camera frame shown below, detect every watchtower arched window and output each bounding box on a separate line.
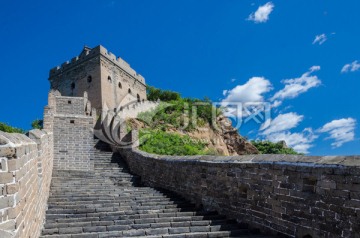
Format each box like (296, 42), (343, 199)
(118, 82), (122, 89)
(108, 76), (112, 83)
(128, 88), (131, 94)
(137, 94), (140, 102)
(87, 75), (92, 83)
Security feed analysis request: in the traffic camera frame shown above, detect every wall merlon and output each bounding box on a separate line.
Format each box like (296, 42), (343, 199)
(28, 129), (46, 141)
(71, 56), (79, 63)
(0, 132), (37, 159)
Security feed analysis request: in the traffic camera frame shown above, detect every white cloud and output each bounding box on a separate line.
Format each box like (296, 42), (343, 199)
(270, 66), (321, 107)
(309, 65), (320, 72)
(259, 113), (316, 154)
(265, 129), (317, 154)
(247, 2), (274, 23)
(312, 34), (327, 45)
(260, 112), (303, 135)
(222, 76), (272, 103)
(341, 60), (360, 73)
(318, 118), (356, 148)
(231, 78), (237, 82)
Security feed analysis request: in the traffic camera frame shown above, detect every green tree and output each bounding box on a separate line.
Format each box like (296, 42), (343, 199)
(251, 140), (301, 155)
(147, 85), (181, 101)
(0, 122), (25, 133)
(31, 119), (43, 130)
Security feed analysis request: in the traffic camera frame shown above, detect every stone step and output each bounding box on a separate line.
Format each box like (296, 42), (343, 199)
(46, 213), (228, 226)
(40, 230), (247, 238)
(44, 218), (237, 229)
(47, 200), (189, 208)
(47, 193), (178, 198)
(48, 189), (169, 195)
(45, 205), (196, 215)
(42, 224), (247, 236)
(47, 198), (181, 204)
(48, 201), (193, 209)
(45, 210), (225, 221)
(49, 193), (183, 199)
(47, 202), (193, 209)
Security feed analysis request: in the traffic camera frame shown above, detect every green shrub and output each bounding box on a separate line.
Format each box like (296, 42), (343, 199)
(31, 119), (43, 129)
(139, 129), (213, 156)
(0, 122), (25, 133)
(251, 140), (301, 155)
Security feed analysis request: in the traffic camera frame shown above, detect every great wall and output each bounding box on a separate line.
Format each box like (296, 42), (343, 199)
(0, 45), (359, 238)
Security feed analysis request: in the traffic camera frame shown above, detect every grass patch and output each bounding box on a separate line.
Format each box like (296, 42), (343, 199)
(139, 129), (216, 156)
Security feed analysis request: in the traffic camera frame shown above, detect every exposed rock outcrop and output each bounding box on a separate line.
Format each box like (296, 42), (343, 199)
(216, 115), (259, 155)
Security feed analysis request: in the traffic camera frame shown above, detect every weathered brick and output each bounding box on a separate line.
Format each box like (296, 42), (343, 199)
(0, 172), (14, 183)
(6, 184), (19, 194)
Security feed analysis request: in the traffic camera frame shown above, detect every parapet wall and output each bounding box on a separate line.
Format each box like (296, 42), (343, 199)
(0, 130), (53, 238)
(116, 131), (360, 238)
(118, 100), (160, 119)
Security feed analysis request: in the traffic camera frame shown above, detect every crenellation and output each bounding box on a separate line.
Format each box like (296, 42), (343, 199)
(70, 56), (79, 63)
(108, 52), (116, 61)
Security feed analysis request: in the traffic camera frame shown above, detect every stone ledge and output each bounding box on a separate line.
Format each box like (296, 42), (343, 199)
(117, 146), (360, 237)
(132, 149), (360, 167)
(0, 132), (37, 158)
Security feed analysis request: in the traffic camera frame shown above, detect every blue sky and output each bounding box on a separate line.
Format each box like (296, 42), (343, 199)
(0, 0), (359, 155)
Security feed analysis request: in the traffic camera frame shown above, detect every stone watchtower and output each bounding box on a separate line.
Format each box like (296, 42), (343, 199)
(49, 45), (147, 111)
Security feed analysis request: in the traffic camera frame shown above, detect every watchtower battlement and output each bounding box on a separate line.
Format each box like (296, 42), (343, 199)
(49, 45), (145, 84)
(49, 45), (147, 111)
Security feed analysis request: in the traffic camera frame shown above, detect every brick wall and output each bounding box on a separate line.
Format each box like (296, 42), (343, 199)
(54, 97), (87, 116)
(0, 129), (53, 238)
(52, 115), (94, 171)
(50, 93), (95, 171)
(116, 130), (360, 238)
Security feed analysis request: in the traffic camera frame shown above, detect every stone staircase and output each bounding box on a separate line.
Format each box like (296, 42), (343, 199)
(40, 140), (271, 238)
